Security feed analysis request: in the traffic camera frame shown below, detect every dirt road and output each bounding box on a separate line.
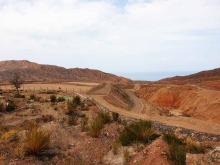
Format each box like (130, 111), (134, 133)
(89, 84), (220, 135)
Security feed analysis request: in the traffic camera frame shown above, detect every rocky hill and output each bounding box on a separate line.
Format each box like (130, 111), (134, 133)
(159, 67), (220, 90)
(0, 60), (130, 83)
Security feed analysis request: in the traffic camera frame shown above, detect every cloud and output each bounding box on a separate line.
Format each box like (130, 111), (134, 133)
(0, 0), (220, 75)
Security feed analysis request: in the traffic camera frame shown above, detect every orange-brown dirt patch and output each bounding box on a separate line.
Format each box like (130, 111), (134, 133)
(136, 84), (220, 124)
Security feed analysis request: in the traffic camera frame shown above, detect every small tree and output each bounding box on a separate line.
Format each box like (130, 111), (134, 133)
(10, 73), (23, 96)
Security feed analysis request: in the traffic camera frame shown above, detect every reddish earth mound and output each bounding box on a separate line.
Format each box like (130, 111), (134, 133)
(136, 84), (220, 124)
(0, 60), (130, 83)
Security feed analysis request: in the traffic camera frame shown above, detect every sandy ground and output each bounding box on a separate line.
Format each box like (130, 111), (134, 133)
(0, 82), (98, 94)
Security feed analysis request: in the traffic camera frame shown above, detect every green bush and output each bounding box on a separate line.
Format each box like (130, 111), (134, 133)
(57, 96), (65, 102)
(169, 143), (186, 165)
(112, 112), (119, 122)
(163, 134), (183, 145)
(98, 111), (111, 124)
(50, 95), (57, 103)
(73, 96), (81, 106)
(89, 117), (104, 138)
(119, 121), (159, 146)
(6, 100), (16, 112)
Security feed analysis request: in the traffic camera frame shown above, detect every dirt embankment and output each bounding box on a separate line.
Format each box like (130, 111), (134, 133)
(88, 83), (134, 110)
(136, 84), (220, 124)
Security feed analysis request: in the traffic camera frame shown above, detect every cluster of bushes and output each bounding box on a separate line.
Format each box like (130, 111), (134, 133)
(163, 134), (205, 165)
(119, 120), (159, 146)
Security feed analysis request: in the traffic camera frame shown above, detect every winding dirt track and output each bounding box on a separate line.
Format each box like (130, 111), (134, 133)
(89, 84), (220, 135)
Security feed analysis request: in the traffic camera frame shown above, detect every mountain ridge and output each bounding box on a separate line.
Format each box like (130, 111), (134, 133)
(0, 60), (130, 83)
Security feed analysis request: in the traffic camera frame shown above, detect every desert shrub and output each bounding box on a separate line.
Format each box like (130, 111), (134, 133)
(57, 96), (65, 102)
(24, 126), (50, 156)
(30, 94), (40, 101)
(119, 120), (159, 146)
(68, 115), (78, 126)
(112, 141), (120, 155)
(73, 96), (81, 106)
(6, 100), (16, 112)
(98, 111), (111, 124)
(14, 94), (25, 98)
(112, 112), (119, 122)
(80, 117), (88, 132)
(123, 149), (130, 164)
(169, 143), (186, 165)
(50, 95), (57, 103)
(163, 134), (183, 145)
(89, 117), (104, 138)
(185, 138), (205, 154)
(163, 134), (186, 165)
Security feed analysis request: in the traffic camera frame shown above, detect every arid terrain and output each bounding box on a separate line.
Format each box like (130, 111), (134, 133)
(0, 60), (220, 165)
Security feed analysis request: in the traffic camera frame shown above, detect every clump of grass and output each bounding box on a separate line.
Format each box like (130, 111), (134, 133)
(57, 96), (65, 102)
(30, 94), (40, 101)
(50, 95), (57, 103)
(68, 115), (78, 126)
(163, 134), (205, 165)
(80, 117), (88, 132)
(98, 111), (111, 124)
(89, 117), (104, 138)
(119, 120), (159, 146)
(24, 126), (50, 156)
(112, 112), (119, 122)
(112, 141), (120, 155)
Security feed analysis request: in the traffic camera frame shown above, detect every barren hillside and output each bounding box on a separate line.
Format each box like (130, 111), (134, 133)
(159, 68), (220, 90)
(0, 60), (130, 83)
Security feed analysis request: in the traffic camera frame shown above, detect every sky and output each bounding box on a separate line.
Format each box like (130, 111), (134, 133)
(0, 0), (220, 80)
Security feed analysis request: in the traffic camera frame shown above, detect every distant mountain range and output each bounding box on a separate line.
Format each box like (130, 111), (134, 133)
(0, 60), (130, 83)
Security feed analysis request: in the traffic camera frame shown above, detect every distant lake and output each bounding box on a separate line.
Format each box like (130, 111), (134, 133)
(118, 71), (194, 81)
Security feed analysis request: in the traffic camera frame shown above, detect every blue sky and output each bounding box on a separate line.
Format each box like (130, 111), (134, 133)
(0, 0), (220, 80)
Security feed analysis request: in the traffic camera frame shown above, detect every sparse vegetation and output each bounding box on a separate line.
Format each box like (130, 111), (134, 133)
(123, 149), (130, 165)
(50, 95), (57, 103)
(57, 96), (65, 102)
(112, 112), (119, 122)
(30, 94), (40, 101)
(80, 117), (88, 132)
(10, 73), (23, 97)
(119, 120), (159, 146)
(112, 141), (120, 155)
(68, 115), (78, 126)
(6, 100), (16, 112)
(24, 126), (50, 156)
(98, 111), (111, 124)
(163, 134), (206, 165)
(89, 117), (104, 138)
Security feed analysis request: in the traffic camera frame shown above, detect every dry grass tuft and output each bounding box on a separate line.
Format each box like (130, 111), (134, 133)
(24, 126), (50, 156)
